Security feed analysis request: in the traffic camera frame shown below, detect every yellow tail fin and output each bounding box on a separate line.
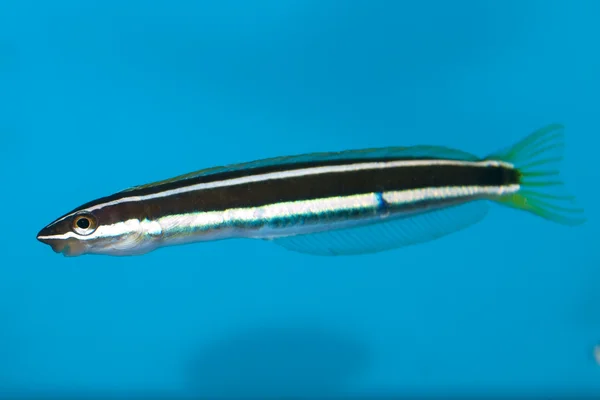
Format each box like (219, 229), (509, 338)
(485, 123), (585, 226)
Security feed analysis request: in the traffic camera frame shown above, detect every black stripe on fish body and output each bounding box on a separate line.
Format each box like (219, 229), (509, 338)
(89, 162), (519, 226)
(118, 156), (435, 196)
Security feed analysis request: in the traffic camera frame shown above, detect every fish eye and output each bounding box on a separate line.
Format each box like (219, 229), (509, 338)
(72, 213), (97, 236)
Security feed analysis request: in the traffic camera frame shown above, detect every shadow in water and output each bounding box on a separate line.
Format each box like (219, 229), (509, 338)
(186, 324), (370, 398)
(0, 306), (22, 391)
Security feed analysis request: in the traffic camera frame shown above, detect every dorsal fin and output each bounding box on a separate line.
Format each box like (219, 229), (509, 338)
(120, 144), (480, 192)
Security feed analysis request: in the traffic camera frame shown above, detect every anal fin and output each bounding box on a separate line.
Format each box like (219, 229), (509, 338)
(268, 200), (490, 256)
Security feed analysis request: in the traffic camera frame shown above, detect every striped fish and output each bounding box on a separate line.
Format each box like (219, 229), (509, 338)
(37, 124), (584, 257)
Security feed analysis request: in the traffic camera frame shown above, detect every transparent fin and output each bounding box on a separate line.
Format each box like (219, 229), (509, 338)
(121, 144), (479, 192)
(485, 123), (585, 226)
(268, 201), (490, 256)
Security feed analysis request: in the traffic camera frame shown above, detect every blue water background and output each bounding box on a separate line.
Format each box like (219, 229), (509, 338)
(1, 0), (599, 397)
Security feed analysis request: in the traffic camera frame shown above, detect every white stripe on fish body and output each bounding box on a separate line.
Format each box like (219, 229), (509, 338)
(149, 184), (520, 249)
(74, 159), (514, 215)
(39, 184), (519, 244)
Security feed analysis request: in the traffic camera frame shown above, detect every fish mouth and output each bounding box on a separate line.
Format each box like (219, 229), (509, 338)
(37, 225), (74, 255)
(37, 233), (68, 254)
(37, 232), (87, 257)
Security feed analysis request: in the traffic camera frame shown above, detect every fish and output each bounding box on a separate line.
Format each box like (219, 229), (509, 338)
(37, 123), (585, 257)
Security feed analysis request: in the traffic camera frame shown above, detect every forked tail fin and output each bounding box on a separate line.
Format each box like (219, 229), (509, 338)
(484, 123), (585, 226)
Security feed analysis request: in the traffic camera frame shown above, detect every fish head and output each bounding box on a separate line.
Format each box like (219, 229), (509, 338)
(37, 200), (154, 257)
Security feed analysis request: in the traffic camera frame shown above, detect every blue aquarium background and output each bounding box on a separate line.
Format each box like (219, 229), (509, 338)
(1, 0), (599, 398)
